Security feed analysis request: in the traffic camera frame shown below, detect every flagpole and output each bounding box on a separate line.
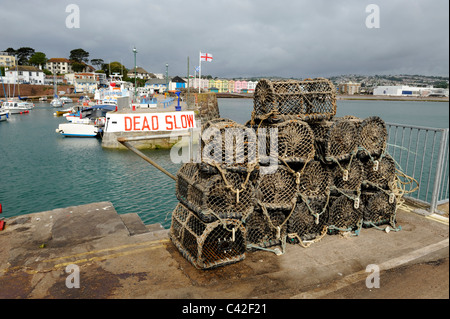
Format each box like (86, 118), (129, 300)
(199, 51), (201, 94)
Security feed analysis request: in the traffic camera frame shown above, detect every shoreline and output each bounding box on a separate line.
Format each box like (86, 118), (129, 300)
(215, 92), (449, 102)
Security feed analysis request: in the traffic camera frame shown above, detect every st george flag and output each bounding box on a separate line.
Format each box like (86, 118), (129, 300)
(200, 52), (213, 62)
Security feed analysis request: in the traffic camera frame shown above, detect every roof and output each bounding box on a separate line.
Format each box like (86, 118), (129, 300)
(47, 58), (72, 63)
(129, 67), (150, 74)
(10, 65), (43, 72)
(171, 76), (186, 83)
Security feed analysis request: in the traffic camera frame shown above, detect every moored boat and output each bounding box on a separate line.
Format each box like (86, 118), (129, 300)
(1, 100), (32, 114)
(0, 109), (10, 122)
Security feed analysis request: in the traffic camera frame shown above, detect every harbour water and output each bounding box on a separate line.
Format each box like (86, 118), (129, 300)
(0, 99), (448, 227)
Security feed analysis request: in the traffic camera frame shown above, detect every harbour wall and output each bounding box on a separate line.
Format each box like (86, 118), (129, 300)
(0, 84), (75, 99)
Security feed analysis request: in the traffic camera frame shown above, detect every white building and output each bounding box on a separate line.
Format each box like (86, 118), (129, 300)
(373, 85), (448, 97)
(0, 51), (16, 68)
(3, 65), (44, 85)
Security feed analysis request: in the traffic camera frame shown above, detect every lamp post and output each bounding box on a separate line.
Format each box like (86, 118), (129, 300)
(133, 47), (137, 102)
(165, 63), (169, 94)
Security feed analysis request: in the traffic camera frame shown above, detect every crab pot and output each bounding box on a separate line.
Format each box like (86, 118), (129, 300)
(362, 154), (396, 190)
(170, 203), (247, 269)
(296, 160), (332, 197)
(176, 163), (255, 223)
(328, 194), (363, 234)
(287, 196), (329, 244)
(244, 208), (289, 250)
(254, 119), (315, 164)
(310, 118), (360, 163)
(357, 116), (388, 158)
(253, 78), (336, 121)
(201, 118), (257, 173)
(254, 165), (299, 211)
(330, 158), (364, 194)
(361, 190), (397, 227)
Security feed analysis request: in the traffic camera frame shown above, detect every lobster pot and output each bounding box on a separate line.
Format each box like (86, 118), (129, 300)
(357, 116), (388, 158)
(256, 119), (315, 164)
(362, 154), (396, 190)
(330, 158), (364, 194)
(245, 208), (288, 250)
(310, 118), (360, 163)
(287, 196), (329, 243)
(176, 163), (254, 223)
(328, 195), (363, 234)
(255, 165), (298, 210)
(297, 160), (331, 197)
(170, 203), (247, 269)
(253, 78), (336, 121)
(201, 118), (257, 173)
(361, 190), (397, 227)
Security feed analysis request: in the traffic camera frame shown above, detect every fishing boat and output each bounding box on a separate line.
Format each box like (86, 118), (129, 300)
(1, 99), (32, 114)
(56, 105), (116, 137)
(0, 109), (10, 122)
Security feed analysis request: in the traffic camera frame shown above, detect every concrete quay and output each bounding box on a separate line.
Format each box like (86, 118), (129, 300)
(0, 201), (448, 300)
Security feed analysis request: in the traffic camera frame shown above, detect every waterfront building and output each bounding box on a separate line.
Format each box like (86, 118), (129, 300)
(373, 85), (449, 97)
(247, 81), (257, 93)
(145, 78), (168, 93)
(0, 51), (16, 68)
(45, 58), (94, 75)
(228, 80), (235, 93)
(73, 73), (98, 93)
(169, 76), (187, 90)
(339, 82), (361, 95)
(234, 80), (248, 93)
(3, 65), (44, 85)
(128, 67), (153, 80)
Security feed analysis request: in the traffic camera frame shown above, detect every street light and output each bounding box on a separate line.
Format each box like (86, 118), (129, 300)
(166, 63), (169, 94)
(133, 47), (137, 102)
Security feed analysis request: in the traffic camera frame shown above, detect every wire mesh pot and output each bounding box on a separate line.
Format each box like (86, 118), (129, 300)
(310, 118), (360, 163)
(361, 190), (397, 227)
(287, 196), (329, 244)
(328, 194), (363, 234)
(362, 154), (396, 190)
(244, 208), (289, 250)
(254, 165), (298, 211)
(201, 118), (258, 173)
(176, 163), (255, 223)
(330, 157), (364, 194)
(170, 203), (247, 269)
(254, 119), (316, 164)
(253, 78), (336, 121)
(357, 116), (388, 158)
(297, 160), (332, 197)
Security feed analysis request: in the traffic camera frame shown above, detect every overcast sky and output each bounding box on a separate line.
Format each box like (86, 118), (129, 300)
(1, 0), (448, 78)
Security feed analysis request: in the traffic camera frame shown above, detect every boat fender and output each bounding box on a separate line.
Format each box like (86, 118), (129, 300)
(0, 202), (2, 214)
(0, 220), (5, 231)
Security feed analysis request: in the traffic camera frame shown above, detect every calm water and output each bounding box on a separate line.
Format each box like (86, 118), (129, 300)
(0, 99), (448, 226)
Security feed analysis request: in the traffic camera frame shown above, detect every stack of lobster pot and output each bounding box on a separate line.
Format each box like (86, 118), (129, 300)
(171, 118), (258, 269)
(250, 78), (335, 246)
(308, 116), (364, 235)
(356, 116), (399, 230)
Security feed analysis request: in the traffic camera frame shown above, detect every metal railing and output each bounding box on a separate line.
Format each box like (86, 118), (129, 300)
(386, 122), (449, 214)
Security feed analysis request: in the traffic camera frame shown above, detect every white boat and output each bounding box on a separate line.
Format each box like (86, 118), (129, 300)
(60, 97), (73, 103)
(51, 98), (63, 107)
(1, 100), (32, 114)
(56, 105), (115, 137)
(0, 109), (10, 122)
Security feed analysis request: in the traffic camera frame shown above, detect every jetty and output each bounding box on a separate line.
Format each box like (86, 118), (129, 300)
(0, 200), (447, 300)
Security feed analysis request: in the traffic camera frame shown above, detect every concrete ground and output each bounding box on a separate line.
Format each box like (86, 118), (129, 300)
(0, 201), (448, 302)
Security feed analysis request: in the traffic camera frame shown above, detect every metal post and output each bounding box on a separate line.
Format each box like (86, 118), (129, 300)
(187, 56), (190, 95)
(133, 47), (137, 102)
(430, 128), (449, 213)
(166, 63), (169, 93)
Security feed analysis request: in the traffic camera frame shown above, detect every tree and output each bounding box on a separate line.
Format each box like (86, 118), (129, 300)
(71, 62), (85, 72)
(102, 61), (127, 78)
(69, 48), (89, 63)
(28, 52), (48, 69)
(16, 47), (35, 65)
(90, 58), (104, 70)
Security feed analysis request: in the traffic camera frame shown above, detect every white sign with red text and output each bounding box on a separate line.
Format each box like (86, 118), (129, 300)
(105, 111), (196, 133)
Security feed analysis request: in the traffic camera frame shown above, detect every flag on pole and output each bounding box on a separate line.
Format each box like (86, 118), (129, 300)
(200, 52), (213, 62)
